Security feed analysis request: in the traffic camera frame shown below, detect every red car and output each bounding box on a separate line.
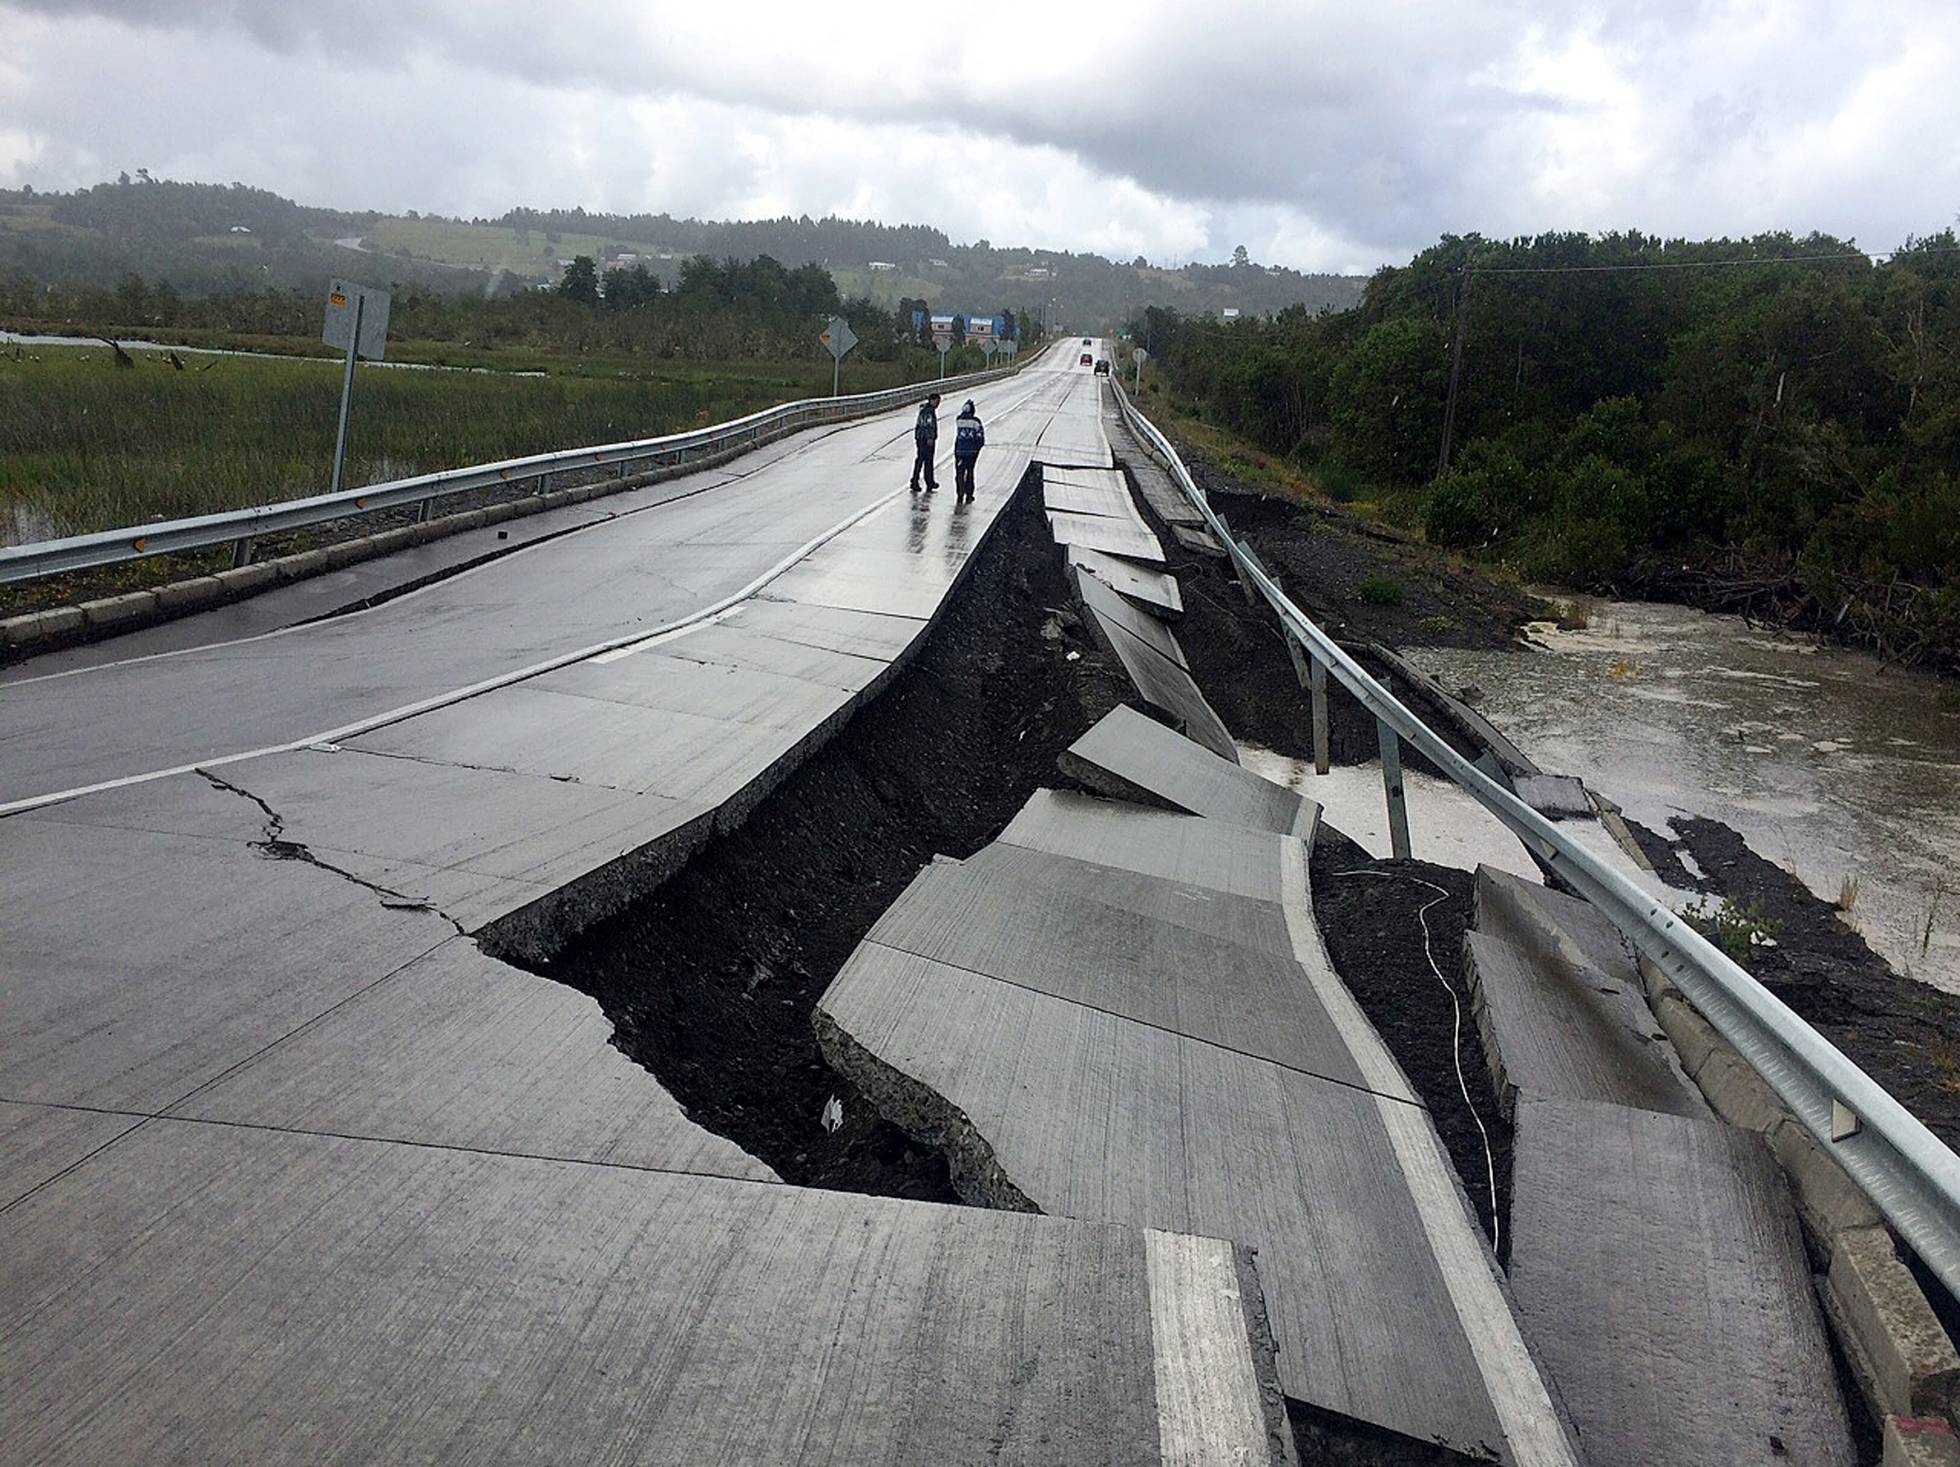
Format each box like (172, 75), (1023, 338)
(1079, 353), (1093, 367)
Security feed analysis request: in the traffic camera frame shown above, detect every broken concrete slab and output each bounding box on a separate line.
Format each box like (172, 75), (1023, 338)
(865, 860), (1361, 1083)
(1475, 863), (1640, 989)
(1172, 523), (1228, 557)
(1, 1118), (1296, 1466)
(1514, 773), (1594, 821)
(1066, 544), (1184, 618)
(1060, 706), (1324, 834)
(1040, 466), (1139, 520)
(998, 787), (1294, 903)
(1119, 457), (1207, 528)
(1035, 412), (1113, 467)
(1047, 507), (1164, 563)
(1067, 601), (1239, 765)
(960, 842), (1297, 958)
(1510, 1096), (1855, 1467)
(1071, 563), (1189, 667)
(819, 939), (1572, 1461)
(172, 937), (777, 1182)
(1464, 929), (1703, 1119)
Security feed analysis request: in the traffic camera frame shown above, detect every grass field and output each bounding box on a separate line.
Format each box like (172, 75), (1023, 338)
(0, 344), (947, 544)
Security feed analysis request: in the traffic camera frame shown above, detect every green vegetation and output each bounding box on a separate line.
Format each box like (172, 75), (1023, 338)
(0, 345), (948, 542)
(1683, 896), (1783, 963)
(1133, 231), (1960, 667)
(1358, 575), (1405, 607)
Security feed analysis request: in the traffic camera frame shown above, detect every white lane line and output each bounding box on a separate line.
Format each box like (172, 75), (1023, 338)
(0, 485), (915, 818)
(1278, 837), (1582, 1467)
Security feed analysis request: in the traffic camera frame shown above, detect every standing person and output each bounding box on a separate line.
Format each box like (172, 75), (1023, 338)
(909, 392), (941, 493)
(953, 399), (985, 503)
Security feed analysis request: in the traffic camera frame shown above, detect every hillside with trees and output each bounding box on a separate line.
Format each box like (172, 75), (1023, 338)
(1132, 230), (1960, 668)
(0, 178), (1364, 329)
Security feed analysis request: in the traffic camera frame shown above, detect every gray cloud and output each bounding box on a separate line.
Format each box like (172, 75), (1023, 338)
(2, 0), (1954, 271)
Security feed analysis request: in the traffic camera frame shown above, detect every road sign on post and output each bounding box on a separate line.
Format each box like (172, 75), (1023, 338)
(997, 339), (1016, 359)
(980, 337), (1000, 359)
(819, 315), (857, 397)
(1134, 346), (1149, 392)
(322, 280), (390, 497)
(934, 335), (951, 379)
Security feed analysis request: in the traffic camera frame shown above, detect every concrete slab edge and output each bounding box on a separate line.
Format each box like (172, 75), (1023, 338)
(810, 1004), (1039, 1214)
(0, 397), (929, 665)
(1886, 1414), (1960, 1467)
(479, 464), (1036, 965)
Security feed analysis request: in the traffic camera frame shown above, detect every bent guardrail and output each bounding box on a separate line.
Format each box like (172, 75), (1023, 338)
(1111, 378), (1960, 1300)
(0, 353), (1043, 584)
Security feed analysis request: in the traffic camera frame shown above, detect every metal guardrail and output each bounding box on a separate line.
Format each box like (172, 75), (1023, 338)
(0, 356), (1038, 584)
(1111, 378), (1960, 1299)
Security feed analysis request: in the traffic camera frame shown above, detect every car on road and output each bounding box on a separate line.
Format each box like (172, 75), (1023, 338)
(1079, 352), (1093, 367)
(1093, 358), (1110, 375)
(1082, 337), (1092, 345)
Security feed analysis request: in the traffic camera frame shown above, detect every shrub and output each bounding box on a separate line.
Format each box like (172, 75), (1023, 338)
(1358, 575), (1405, 606)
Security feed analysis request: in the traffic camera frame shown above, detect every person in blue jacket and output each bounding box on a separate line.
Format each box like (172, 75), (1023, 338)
(909, 392), (941, 493)
(952, 399), (985, 503)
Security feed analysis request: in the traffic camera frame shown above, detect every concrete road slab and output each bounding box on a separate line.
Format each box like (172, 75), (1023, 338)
(1066, 545), (1184, 617)
(713, 595), (926, 667)
(820, 942), (1540, 1457)
(1511, 1097), (1854, 1467)
(1047, 508), (1164, 563)
(960, 842), (1297, 958)
(1062, 706), (1325, 832)
(1513, 773), (1593, 820)
(1073, 564), (1188, 667)
(347, 684), (812, 801)
(866, 861), (1364, 1085)
(1, 783), (456, 1113)
(1036, 411), (1114, 467)
(1042, 468), (1139, 520)
(1172, 524), (1228, 557)
(2, 1119), (1294, 1466)
(174, 938), (776, 1182)
(1476, 864), (1640, 988)
(1118, 456), (1207, 527)
(0, 1101), (139, 1208)
(1077, 614), (1239, 764)
(999, 788), (1294, 902)
(1466, 929), (1702, 1118)
(537, 647), (865, 731)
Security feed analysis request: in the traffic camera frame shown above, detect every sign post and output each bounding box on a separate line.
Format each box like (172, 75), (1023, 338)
(819, 315), (858, 397)
(322, 280), (391, 496)
(935, 335), (951, 378)
(980, 337), (1000, 363)
(1134, 345), (1149, 393)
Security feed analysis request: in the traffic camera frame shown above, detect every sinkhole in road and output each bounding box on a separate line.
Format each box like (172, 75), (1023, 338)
(511, 471), (1131, 1199)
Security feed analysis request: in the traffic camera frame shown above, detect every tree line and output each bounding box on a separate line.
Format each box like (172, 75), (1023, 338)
(1132, 230), (1960, 669)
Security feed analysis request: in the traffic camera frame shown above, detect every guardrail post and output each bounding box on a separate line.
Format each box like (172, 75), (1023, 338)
(535, 473), (550, 497)
(1310, 657), (1331, 776)
(415, 499), (433, 524)
(229, 536), (254, 569)
(1376, 708), (1412, 860)
(1234, 542), (1264, 606)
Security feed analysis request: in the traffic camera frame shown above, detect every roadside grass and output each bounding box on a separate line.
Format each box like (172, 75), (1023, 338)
(0, 344), (937, 542)
(1134, 373), (1323, 503)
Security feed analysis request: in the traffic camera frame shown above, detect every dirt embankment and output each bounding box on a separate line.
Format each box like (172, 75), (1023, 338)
(529, 476), (1131, 1198)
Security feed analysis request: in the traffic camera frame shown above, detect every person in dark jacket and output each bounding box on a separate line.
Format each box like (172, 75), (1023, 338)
(952, 400), (985, 503)
(909, 392), (941, 492)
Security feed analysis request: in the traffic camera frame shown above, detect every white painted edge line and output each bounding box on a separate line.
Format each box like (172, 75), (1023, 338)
(1145, 1229), (1275, 1467)
(0, 486), (915, 818)
(1278, 837), (1582, 1467)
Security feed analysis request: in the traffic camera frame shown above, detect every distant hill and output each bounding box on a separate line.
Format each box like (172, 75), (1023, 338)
(0, 178), (1365, 327)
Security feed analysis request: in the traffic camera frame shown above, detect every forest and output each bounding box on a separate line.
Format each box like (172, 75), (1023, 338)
(1131, 231), (1960, 668)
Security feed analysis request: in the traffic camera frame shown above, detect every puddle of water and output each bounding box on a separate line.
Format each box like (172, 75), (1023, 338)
(1413, 600), (1960, 993)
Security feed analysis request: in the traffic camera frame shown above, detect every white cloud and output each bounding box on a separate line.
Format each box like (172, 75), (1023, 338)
(0, 0), (1954, 271)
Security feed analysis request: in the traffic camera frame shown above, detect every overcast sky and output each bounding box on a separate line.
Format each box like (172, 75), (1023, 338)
(1, 1), (1953, 273)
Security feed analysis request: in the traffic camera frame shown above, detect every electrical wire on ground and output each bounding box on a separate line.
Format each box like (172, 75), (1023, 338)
(1331, 866), (1503, 1256)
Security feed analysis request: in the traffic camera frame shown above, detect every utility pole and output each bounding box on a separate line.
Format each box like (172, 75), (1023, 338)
(1435, 266), (1472, 480)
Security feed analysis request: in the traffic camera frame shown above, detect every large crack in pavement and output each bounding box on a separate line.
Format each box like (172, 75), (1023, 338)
(196, 768), (468, 937)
